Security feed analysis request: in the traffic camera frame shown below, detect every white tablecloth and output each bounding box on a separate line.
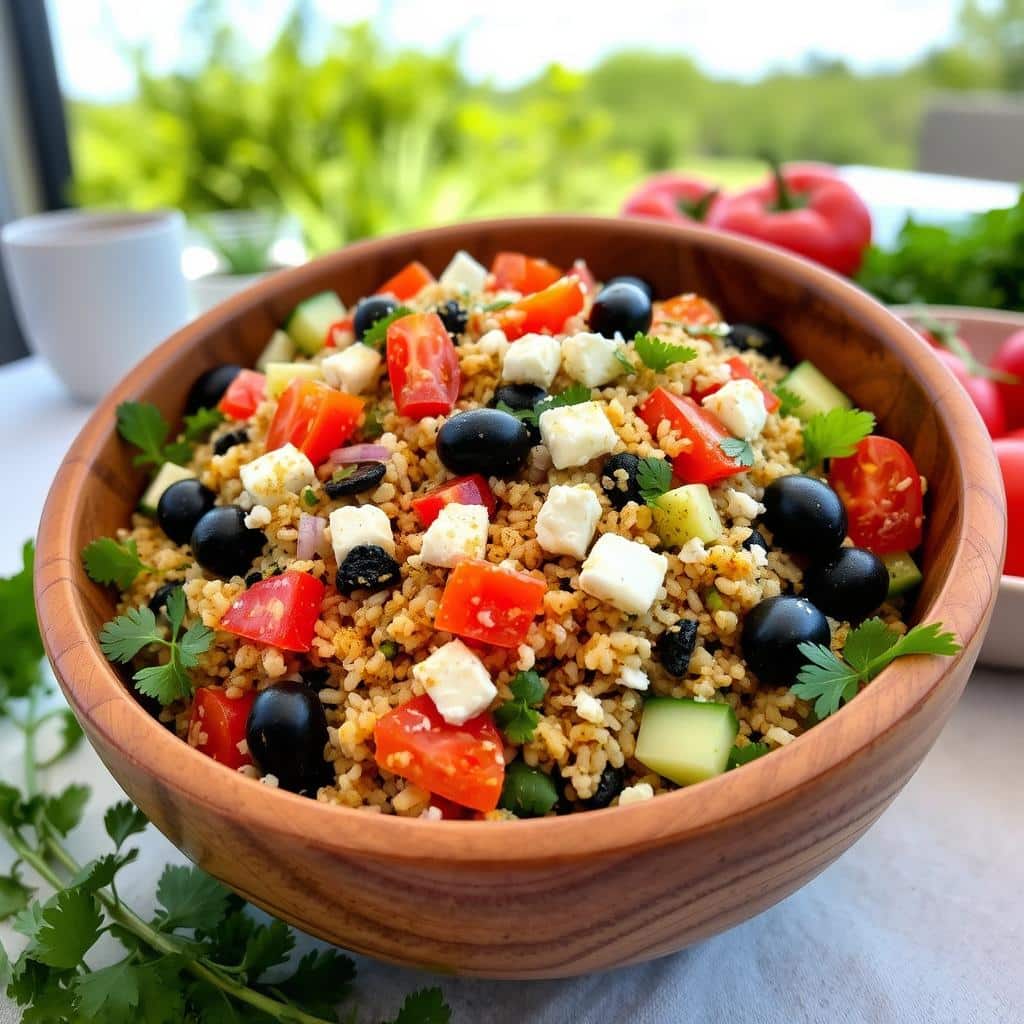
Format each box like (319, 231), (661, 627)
(1, 356), (1020, 1023)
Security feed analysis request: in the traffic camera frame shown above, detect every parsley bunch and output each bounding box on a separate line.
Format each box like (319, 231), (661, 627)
(494, 671), (548, 743)
(0, 543), (451, 1023)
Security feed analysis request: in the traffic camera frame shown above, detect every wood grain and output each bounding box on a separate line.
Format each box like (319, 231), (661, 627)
(33, 217), (1004, 978)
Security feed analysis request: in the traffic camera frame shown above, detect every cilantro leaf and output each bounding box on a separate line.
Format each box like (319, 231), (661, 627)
(800, 407), (875, 469)
(274, 948), (357, 1017)
(841, 617), (901, 673)
(155, 865), (231, 933)
(613, 347), (635, 373)
(12, 901), (45, 940)
(183, 406), (225, 442)
(773, 385), (804, 417)
(636, 456), (672, 507)
(385, 987), (452, 1024)
(75, 959), (141, 1019)
(509, 669), (546, 704)
(494, 670), (548, 743)
(633, 332), (698, 373)
(32, 889), (103, 968)
(105, 801), (149, 849)
(302, 486), (318, 507)
(0, 541), (45, 701)
(482, 299), (513, 311)
(362, 305), (414, 348)
(43, 784), (91, 837)
(239, 919), (294, 981)
(70, 850), (139, 893)
(82, 537), (157, 589)
(117, 401), (191, 468)
(502, 383), (592, 427)
(360, 404), (386, 439)
(727, 742), (770, 769)
(0, 868), (33, 921)
(38, 709), (84, 770)
(100, 604), (162, 662)
(719, 437), (755, 467)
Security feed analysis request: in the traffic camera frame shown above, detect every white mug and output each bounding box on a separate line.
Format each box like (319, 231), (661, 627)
(1, 209), (189, 401)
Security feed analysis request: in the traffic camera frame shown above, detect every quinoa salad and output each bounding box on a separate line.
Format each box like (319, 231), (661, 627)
(87, 248), (957, 820)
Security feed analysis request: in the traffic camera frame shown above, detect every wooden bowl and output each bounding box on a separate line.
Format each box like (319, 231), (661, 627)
(35, 218), (1004, 978)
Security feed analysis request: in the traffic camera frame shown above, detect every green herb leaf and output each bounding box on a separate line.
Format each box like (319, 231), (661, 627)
(0, 542), (45, 700)
(661, 320), (730, 338)
(75, 960), (141, 1020)
(509, 669), (546, 705)
(155, 865), (231, 933)
(0, 868), (33, 921)
(773, 385), (804, 417)
(385, 987), (452, 1024)
(360, 404), (386, 439)
(302, 486), (318, 507)
(33, 889), (104, 968)
(504, 383), (592, 427)
(636, 455), (672, 507)
(43, 784), (91, 836)
(800, 407), (875, 469)
(719, 437), (755, 467)
(273, 949), (357, 1017)
(99, 605), (162, 663)
(494, 671), (548, 743)
(238, 919), (294, 981)
(362, 305), (414, 348)
(116, 401), (191, 469)
(482, 299), (513, 311)
(70, 850), (138, 894)
(82, 537), (157, 589)
(104, 801), (149, 849)
(380, 639), (401, 660)
(633, 332), (698, 373)
(332, 465), (357, 483)
(613, 347), (635, 373)
(727, 742), (770, 769)
(183, 406), (224, 442)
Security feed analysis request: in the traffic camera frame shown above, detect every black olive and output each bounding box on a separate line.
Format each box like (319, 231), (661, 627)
(743, 527), (769, 553)
(190, 506), (266, 579)
(761, 475), (847, 557)
(147, 582), (182, 618)
(212, 428), (249, 457)
(245, 682), (332, 794)
(353, 295), (398, 341)
(302, 667), (330, 688)
(437, 409), (532, 478)
(548, 764), (573, 815)
(244, 571), (263, 588)
(726, 323), (788, 363)
(336, 544), (401, 595)
(605, 275), (654, 299)
(581, 765), (625, 810)
(600, 452), (643, 510)
(324, 462), (387, 498)
(802, 547), (889, 622)
(588, 282), (652, 339)
(741, 596), (830, 687)
(658, 619), (699, 677)
(157, 479), (217, 546)
(436, 299), (468, 339)
(186, 365), (242, 415)
(490, 383), (547, 444)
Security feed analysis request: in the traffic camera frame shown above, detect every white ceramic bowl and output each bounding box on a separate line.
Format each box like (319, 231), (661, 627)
(892, 305), (1023, 670)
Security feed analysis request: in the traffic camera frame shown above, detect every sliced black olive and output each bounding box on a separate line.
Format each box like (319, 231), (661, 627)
(581, 765), (626, 810)
(658, 619), (699, 677)
(743, 527), (769, 553)
(726, 323), (789, 363)
(186, 365), (242, 415)
(436, 299), (468, 339)
(324, 462), (387, 498)
(213, 428), (249, 457)
(336, 544), (401, 595)
(600, 452), (643, 510)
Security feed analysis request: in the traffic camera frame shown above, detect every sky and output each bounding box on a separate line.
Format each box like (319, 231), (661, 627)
(47, 0), (965, 100)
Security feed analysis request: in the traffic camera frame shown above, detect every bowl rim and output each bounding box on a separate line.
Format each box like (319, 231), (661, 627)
(35, 215), (1005, 864)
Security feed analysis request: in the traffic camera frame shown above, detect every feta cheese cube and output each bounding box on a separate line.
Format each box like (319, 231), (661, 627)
(321, 344), (382, 394)
(702, 378), (767, 441)
(239, 443), (316, 508)
(573, 690), (605, 724)
(725, 488), (765, 521)
(243, 504), (272, 530)
(439, 250), (488, 293)
(413, 639), (498, 726)
(578, 533), (668, 615)
(329, 504), (395, 565)
(618, 782), (654, 806)
(618, 665), (650, 691)
(535, 484), (601, 559)
(538, 401), (618, 470)
(501, 333), (562, 389)
(420, 502), (489, 568)
(477, 328), (510, 357)
(561, 331), (625, 388)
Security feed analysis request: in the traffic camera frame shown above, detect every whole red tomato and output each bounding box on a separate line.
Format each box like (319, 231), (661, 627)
(621, 172), (722, 222)
(990, 330), (1024, 431)
(932, 348), (1006, 438)
(994, 439), (1024, 577)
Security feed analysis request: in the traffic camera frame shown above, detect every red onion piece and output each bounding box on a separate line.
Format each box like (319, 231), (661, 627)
(327, 443), (390, 466)
(297, 514), (327, 561)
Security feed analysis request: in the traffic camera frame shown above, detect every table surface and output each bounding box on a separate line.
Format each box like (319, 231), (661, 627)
(1, 354), (1021, 1024)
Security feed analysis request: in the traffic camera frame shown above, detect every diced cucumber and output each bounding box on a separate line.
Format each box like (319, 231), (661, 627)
(779, 360), (852, 422)
(882, 550), (923, 596)
(652, 484), (722, 547)
(256, 329), (296, 372)
(705, 587), (725, 612)
(284, 291), (345, 355)
(139, 462), (196, 516)
(265, 360), (325, 399)
(635, 697), (739, 786)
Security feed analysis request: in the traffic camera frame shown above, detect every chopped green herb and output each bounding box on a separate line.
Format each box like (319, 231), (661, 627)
(331, 465), (357, 483)
(482, 299), (513, 311)
(719, 437), (755, 467)
(661, 320), (730, 339)
(801, 407), (876, 469)
(773, 385), (804, 417)
(116, 401), (192, 469)
(182, 406), (224, 442)
(636, 455), (672, 507)
(361, 305), (414, 348)
(360, 405), (386, 440)
(503, 383), (591, 427)
(82, 538), (159, 590)
(633, 332), (698, 373)
(705, 587), (725, 612)
(727, 742), (770, 769)
(302, 487), (318, 507)
(494, 670), (548, 743)
(380, 640), (401, 661)
(613, 347), (635, 373)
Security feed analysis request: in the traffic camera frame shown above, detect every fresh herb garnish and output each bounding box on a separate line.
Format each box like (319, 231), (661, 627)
(613, 347), (635, 373)
(116, 401), (192, 468)
(636, 455), (672, 507)
(182, 406), (224, 442)
(82, 537), (160, 590)
(380, 640), (401, 661)
(361, 305), (413, 348)
(99, 588), (213, 705)
(719, 437), (755, 467)
(360, 405), (386, 440)
(800, 407), (875, 469)
(727, 742), (770, 769)
(791, 618), (961, 720)
(494, 670), (548, 743)
(482, 299), (513, 311)
(499, 383), (592, 427)
(773, 385), (804, 417)
(302, 486), (318, 507)
(633, 332), (698, 373)
(331, 466), (357, 483)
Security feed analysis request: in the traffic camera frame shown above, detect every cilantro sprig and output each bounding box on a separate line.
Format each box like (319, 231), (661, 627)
(720, 437), (755, 468)
(773, 385), (804, 417)
(116, 401), (192, 468)
(361, 305), (413, 348)
(800, 407), (875, 469)
(791, 618), (961, 720)
(99, 587), (213, 705)
(82, 537), (160, 590)
(498, 382), (591, 427)
(494, 670), (548, 743)
(182, 405), (224, 442)
(633, 332), (698, 373)
(727, 742), (770, 769)
(636, 455), (672, 507)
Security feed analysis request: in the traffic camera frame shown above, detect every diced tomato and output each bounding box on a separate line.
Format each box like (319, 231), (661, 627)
(490, 252), (563, 294)
(218, 370), (267, 420)
(373, 694), (505, 812)
(637, 386), (746, 484)
(691, 356), (781, 413)
(189, 687), (256, 769)
(435, 559), (546, 649)
(386, 312), (461, 419)
(378, 261), (435, 301)
(496, 276), (585, 341)
(219, 570), (325, 652)
(265, 378), (363, 466)
(829, 436), (924, 554)
(426, 794), (471, 820)
(326, 315), (354, 349)
(653, 293), (721, 329)
(411, 474), (496, 527)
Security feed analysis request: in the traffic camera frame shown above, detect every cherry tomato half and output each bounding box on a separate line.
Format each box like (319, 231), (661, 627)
(653, 293), (721, 330)
(189, 687), (256, 769)
(218, 369), (267, 421)
(411, 474), (496, 527)
(490, 252), (564, 294)
(829, 436), (924, 555)
(265, 378), (364, 466)
(386, 312), (462, 419)
(994, 439), (1024, 577)
(219, 571), (326, 652)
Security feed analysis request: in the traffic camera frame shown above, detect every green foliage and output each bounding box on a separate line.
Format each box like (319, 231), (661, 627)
(494, 670), (548, 743)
